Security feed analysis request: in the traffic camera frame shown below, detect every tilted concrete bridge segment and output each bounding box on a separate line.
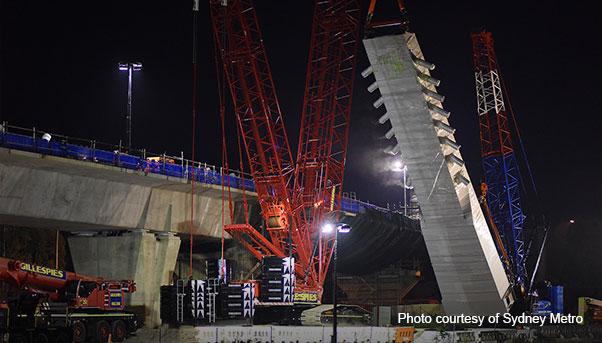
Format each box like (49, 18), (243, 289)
(362, 33), (513, 315)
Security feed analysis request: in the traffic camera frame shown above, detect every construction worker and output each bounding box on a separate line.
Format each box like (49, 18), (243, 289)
(144, 159), (151, 176)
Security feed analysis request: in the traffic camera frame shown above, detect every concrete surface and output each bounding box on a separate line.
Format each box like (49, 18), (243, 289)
(68, 230), (180, 327)
(0, 148), (250, 237)
(362, 33), (511, 315)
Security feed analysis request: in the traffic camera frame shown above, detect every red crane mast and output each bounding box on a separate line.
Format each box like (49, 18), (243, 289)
(209, 0), (310, 281)
(209, 0), (360, 298)
(294, 0), (361, 290)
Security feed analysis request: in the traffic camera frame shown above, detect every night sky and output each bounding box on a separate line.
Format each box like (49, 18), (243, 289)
(1, 1), (601, 307)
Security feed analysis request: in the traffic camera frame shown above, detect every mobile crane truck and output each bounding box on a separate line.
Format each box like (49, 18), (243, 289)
(0, 257), (138, 343)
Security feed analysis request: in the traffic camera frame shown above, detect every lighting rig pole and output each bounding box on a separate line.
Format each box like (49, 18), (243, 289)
(392, 160), (409, 215)
(118, 61), (142, 151)
(322, 220), (351, 343)
(403, 165), (408, 216)
(333, 226), (338, 343)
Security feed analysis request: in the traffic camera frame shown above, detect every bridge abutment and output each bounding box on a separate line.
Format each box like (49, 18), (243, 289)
(68, 230), (180, 328)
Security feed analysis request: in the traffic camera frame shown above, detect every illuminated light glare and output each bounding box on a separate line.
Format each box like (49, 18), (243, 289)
(391, 160), (408, 172)
(322, 223), (351, 234)
(337, 224), (351, 233)
(321, 223), (334, 233)
(118, 62), (143, 71)
(569, 219), (575, 224)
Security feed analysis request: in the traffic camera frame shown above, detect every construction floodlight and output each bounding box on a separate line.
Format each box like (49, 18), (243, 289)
(321, 223), (334, 234)
(321, 223), (351, 234)
(118, 61), (143, 150)
(337, 224), (351, 234)
(392, 160), (406, 172)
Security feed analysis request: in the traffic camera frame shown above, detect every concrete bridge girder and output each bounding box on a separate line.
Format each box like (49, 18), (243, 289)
(0, 148), (251, 237)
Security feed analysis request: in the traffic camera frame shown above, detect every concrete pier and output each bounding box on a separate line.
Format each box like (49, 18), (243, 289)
(68, 230), (180, 327)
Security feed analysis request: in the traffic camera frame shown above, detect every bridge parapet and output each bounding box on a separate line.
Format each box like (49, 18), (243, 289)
(0, 124), (395, 220)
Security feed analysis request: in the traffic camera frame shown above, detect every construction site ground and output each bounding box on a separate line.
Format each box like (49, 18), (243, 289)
(125, 325), (602, 342)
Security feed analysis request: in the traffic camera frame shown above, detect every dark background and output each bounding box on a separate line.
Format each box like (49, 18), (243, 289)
(1, 0), (601, 311)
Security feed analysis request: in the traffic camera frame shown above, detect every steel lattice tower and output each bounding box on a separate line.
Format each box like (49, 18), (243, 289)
(472, 31), (526, 287)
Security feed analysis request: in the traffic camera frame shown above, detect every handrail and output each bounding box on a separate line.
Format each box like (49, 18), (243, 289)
(1, 123), (254, 180)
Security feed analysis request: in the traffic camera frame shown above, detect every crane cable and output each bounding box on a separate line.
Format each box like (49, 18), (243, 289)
(498, 59), (548, 286)
(236, 124), (250, 224)
(215, 3), (235, 266)
(189, 1), (199, 279)
(498, 67), (539, 200)
(216, 28), (231, 264)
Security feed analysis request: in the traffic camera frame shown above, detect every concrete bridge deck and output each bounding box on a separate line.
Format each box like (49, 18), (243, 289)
(0, 128), (393, 237)
(0, 147), (246, 237)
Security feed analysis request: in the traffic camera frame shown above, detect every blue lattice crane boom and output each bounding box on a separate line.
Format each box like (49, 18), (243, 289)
(472, 31), (526, 289)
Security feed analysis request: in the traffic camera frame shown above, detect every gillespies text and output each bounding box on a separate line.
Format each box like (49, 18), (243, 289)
(398, 313), (583, 327)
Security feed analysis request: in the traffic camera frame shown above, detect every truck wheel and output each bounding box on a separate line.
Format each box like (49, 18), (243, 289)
(94, 320), (111, 343)
(111, 320), (127, 342)
(72, 321), (87, 343)
(35, 332), (50, 343)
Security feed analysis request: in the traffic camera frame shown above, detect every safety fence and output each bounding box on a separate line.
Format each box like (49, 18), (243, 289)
(128, 325), (532, 343)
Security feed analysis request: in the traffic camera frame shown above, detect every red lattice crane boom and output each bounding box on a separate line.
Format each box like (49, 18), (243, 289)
(209, 0), (310, 284)
(294, 0), (361, 290)
(209, 0), (359, 295)
(209, 0), (360, 298)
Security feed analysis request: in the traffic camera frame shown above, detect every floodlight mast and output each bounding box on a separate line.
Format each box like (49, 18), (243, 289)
(118, 61), (142, 151)
(320, 220), (351, 343)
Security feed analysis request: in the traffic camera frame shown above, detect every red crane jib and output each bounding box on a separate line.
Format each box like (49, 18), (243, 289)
(210, 0), (308, 275)
(294, 0), (361, 289)
(0, 257), (135, 311)
(211, 0), (360, 298)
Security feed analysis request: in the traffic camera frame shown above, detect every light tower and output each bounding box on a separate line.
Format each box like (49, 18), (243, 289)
(118, 61), (142, 151)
